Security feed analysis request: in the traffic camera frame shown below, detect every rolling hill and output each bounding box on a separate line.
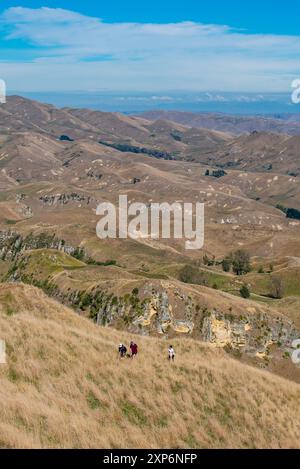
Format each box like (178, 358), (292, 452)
(139, 110), (300, 136)
(1, 283), (300, 449)
(0, 95), (300, 408)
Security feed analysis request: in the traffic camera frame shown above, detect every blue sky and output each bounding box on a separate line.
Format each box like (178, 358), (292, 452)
(2, 1), (300, 35)
(0, 1), (300, 93)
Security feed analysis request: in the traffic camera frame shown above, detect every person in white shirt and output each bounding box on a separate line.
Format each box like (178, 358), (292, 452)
(168, 345), (175, 362)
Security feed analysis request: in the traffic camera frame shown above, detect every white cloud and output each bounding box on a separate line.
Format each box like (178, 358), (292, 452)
(0, 7), (300, 92)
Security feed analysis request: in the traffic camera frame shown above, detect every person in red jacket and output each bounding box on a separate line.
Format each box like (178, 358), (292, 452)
(130, 341), (138, 358)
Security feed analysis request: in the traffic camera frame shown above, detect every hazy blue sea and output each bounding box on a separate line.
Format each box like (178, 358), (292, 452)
(11, 90), (300, 116)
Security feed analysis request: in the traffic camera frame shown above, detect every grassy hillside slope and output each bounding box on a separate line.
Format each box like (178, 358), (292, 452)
(0, 283), (300, 449)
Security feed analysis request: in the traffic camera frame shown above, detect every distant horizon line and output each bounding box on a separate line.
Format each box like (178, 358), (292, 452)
(6, 90), (300, 116)
(8, 90), (293, 95)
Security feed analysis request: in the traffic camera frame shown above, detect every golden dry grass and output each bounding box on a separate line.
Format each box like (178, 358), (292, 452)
(0, 282), (300, 449)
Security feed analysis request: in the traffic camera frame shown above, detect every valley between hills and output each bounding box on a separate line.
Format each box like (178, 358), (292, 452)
(1, 96), (300, 448)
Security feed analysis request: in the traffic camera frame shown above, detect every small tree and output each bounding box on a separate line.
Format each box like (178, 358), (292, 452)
(72, 247), (85, 261)
(179, 265), (208, 286)
(270, 277), (284, 299)
(240, 284), (250, 299)
(231, 250), (251, 276)
(222, 257), (232, 272)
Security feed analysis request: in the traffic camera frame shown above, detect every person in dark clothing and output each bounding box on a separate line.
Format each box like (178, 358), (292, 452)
(130, 341), (138, 358)
(118, 343), (127, 359)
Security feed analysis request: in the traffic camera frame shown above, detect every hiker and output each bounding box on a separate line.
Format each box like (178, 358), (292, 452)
(118, 343), (127, 359)
(168, 345), (175, 362)
(130, 341), (138, 358)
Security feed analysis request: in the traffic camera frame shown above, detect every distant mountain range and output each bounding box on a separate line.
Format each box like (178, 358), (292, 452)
(138, 110), (300, 136)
